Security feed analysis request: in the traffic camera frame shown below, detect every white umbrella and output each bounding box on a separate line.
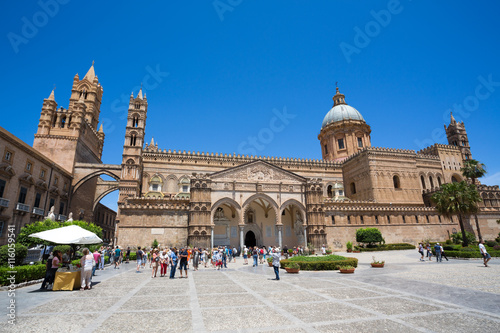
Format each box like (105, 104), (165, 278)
(29, 225), (103, 245)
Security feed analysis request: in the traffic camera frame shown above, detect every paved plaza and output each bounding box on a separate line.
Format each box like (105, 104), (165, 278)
(1, 250), (499, 332)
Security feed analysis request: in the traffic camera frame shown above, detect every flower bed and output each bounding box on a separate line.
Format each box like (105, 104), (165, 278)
(280, 254), (358, 271)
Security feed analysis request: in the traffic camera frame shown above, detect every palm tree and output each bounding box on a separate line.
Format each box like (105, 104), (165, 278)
(461, 159), (487, 240)
(431, 181), (482, 247)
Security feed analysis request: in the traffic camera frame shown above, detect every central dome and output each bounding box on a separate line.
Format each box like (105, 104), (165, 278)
(321, 104), (364, 129)
(321, 87), (365, 130)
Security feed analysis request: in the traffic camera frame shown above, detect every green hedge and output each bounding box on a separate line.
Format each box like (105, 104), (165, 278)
(0, 244), (28, 267)
(359, 243), (415, 252)
(442, 250), (500, 258)
(280, 254), (358, 270)
(0, 263), (46, 286)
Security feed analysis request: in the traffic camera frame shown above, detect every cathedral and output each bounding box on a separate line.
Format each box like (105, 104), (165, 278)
(1, 64), (499, 249)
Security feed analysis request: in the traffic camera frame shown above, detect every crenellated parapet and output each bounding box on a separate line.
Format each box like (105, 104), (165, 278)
(118, 196), (190, 211)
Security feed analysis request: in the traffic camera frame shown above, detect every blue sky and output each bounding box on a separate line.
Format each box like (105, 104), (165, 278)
(1, 1), (499, 212)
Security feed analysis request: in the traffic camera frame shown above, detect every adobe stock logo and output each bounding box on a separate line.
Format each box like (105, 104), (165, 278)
(7, 0), (71, 54)
(339, 0), (406, 64)
(237, 106), (296, 156)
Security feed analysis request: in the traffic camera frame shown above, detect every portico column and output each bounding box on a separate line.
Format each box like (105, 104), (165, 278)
(303, 227), (307, 247)
(239, 225), (244, 251)
(277, 225), (283, 249)
(211, 226), (214, 249)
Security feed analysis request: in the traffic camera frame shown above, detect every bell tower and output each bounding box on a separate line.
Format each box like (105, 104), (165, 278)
(119, 88), (148, 203)
(445, 113), (472, 161)
(33, 63), (105, 173)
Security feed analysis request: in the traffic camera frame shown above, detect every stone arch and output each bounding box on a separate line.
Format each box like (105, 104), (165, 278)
(93, 186), (119, 211)
(451, 173), (462, 183)
(211, 197), (241, 221)
(73, 169), (120, 194)
(280, 199), (306, 220)
(242, 193), (279, 220)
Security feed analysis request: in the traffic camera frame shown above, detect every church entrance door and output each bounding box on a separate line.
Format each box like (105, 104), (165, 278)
(245, 231), (256, 247)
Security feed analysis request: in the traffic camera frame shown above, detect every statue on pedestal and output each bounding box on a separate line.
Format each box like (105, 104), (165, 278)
(46, 206), (56, 221)
(66, 212), (73, 222)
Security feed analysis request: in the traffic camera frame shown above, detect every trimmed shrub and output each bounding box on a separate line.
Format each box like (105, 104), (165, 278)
(485, 240), (498, 248)
(280, 254), (358, 270)
(445, 250), (500, 258)
(0, 244), (28, 267)
(356, 228), (384, 246)
(493, 245), (500, 251)
(0, 263), (46, 285)
(359, 243), (415, 252)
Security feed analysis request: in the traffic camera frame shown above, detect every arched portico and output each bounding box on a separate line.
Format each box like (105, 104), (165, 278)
(280, 199), (307, 247)
(210, 198), (241, 248)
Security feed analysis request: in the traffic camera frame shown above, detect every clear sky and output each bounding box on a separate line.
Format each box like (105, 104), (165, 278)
(1, 1), (499, 212)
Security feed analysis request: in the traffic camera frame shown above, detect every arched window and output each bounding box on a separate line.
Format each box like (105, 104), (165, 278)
(135, 103), (140, 109)
(415, 215), (419, 223)
(451, 175), (460, 183)
(420, 175), (426, 189)
(331, 215), (335, 224)
(179, 177), (190, 193)
(347, 215), (351, 224)
(375, 215), (379, 224)
(327, 185), (333, 198)
(60, 116), (66, 128)
(350, 182), (356, 194)
(429, 176), (434, 188)
(437, 176), (442, 186)
(402, 215), (406, 223)
(130, 134), (137, 146)
(387, 215), (391, 224)
(133, 116), (139, 127)
(360, 216), (364, 224)
(149, 175), (163, 192)
(393, 175), (400, 189)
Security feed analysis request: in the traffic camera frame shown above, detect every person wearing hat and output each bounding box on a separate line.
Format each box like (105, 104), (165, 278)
(433, 243), (442, 263)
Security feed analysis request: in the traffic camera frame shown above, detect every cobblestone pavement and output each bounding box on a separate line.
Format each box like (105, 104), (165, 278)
(1, 250), (499, 332)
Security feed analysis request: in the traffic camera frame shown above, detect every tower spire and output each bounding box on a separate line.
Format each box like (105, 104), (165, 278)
(83, 61), (96, 81)
(47, 88), (55, 101)
(332, 85), (347, 106)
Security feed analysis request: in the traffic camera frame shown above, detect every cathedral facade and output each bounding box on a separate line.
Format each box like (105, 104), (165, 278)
(116, 83), (500, 250)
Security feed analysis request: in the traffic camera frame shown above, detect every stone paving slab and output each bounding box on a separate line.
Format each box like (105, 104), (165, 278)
(1, 250), (499, 332)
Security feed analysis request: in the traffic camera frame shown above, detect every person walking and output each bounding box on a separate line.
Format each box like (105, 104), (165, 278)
(92, 249), (101, 277)
(252, 247), (258, 267)
(126, 247), (131, 263)
(440, 244), (449, 261)
(80, 248), (95, 290)
(179, 247), (189, 278)
(418, 243), (425, 261)
(434, 243), (442, 262)
(151, 249), (159, 277)
(243, 246), (248, 265)
(160, 249), (168, 276)
(426, 243), (433, 261)
(136, 246), (143, 272)
(479, 240), (492, 267)
(99, 247), (105, 270)
(169, 248), (178, 279)
(271, 247), (281, 280)
(114, 246), (121, 269)
(192, 247), (200, 271)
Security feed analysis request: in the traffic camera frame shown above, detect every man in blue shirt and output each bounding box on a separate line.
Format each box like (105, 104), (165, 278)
(433, 243), (442, 263)
(169, 248), (178, 279)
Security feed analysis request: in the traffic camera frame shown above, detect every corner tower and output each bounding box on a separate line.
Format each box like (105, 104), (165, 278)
(318, 87), (371, 161)
(445, 113), (471, 160)
(33, 63), (105, 173)
(119, 89), (148, 202)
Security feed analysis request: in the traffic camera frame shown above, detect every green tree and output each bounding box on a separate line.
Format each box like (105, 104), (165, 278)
(356, 228), (384, 246)
(0, 243), (28, 266)
(152, 239), (159, 249)
(461, 159), (487, 241)
(431, 181), (482, 247)
(461, 159), (487, 185)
